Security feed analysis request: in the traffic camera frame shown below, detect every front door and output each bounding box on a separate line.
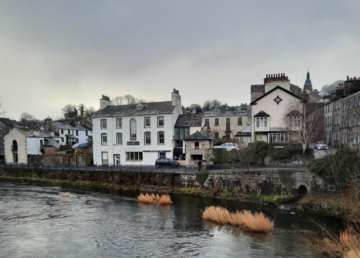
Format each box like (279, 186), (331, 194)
(113, 154), (120, 166)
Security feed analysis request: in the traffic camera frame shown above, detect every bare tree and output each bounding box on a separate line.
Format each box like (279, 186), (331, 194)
(19, 112), (37, 128)
(124, 95), (136, 105)
(85, 107), (95, 117)
(283, 100), (324, 154)
(135, 98), (146, 103)
(112, 96), (124, 105)
(62, 104), (78, 119)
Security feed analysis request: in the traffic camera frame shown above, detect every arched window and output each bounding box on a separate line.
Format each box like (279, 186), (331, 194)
(12, 140), (18, 151)
(195, 142), (199, 149)
(130, 118), (136, 141)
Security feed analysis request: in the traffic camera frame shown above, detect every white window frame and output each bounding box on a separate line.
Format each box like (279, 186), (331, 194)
(144, 117), (151, 128)
(157, 116), (164, 127)
(101, 133), (107, 146)
(101, 119), (107, 129)
(126, 152), (143, 161)
(116, 133), (122, 145)
(144, 132), (151, 145)
(116, 118), (122, 129)
(158, 131), (165, 145)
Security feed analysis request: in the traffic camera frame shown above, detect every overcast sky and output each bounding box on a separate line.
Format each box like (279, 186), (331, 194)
(0, 1), (359, 120)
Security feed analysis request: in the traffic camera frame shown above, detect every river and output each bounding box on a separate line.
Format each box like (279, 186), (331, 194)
(0, 181), (340, 258)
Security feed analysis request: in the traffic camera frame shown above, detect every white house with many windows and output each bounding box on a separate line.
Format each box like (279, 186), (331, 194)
(92, 90), (183, 166)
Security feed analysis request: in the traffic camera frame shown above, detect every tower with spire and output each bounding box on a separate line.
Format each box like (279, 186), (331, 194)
(303, 71), (313, 95)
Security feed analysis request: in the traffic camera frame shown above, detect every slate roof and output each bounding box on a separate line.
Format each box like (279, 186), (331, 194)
(204, 108), (251, 117)
(92, 101), (175, 118)
(0, 118), (14, 128)
(254, 111), (270, 117)
(44, 138), (60, 148)
(52, 121), (91, 131)
(242, 125), (251, 133)
(16, 128), (60, 138)
(184, 131), (212, 141)
(250, 86), (301, 105)
(175, 115), (203, 127)
(251, 84), (265, 92)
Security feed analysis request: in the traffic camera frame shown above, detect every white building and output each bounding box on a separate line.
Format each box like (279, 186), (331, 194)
(250, 86), (302, 144)
(4, 128), (61, 164)
(40, 117), (92, 146)
(92, 90), (183, 166)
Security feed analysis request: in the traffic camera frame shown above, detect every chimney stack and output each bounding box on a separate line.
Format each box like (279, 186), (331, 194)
(100, 95), (113, 110)
(44, 117), (52, 131)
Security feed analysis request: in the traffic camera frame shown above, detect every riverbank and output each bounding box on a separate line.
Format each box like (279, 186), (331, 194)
(0, 175), (297, 207)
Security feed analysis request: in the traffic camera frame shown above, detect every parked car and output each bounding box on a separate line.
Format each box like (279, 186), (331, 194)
(214, 142), (239, 151)
(314, 141), (328, 150)
(155, 158), (179, 168)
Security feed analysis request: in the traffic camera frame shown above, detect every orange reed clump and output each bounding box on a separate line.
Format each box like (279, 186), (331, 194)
(158, 195), (172, 205)
(340, 230), (360, 249)
(202, 206), (231, 224)
(138, 193), (158, 204)
(202, 206), (274, 233)
(60, 193), (70, 198)
(345, 249), (360, 258)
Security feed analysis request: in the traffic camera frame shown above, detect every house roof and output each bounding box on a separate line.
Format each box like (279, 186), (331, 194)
(16, 128), (60, 138)
(251, 84), (265, 92)
(204, 108), (251, 117)
(175, 115), (203, 127)
(44, 138), (60, 148)
(254, 111), (270, 117)
(0, 118), (14, 128)
(52, 121), (90, 131)
(242, 125), (251, 133)
(250, 85), (301, 105)
(65, 134), (78, 139)
(184, 131), (212, 141)
(92, 101), (175, 118)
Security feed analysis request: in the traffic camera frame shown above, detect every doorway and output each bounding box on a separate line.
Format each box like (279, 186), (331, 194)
(113, 154), (120, 166)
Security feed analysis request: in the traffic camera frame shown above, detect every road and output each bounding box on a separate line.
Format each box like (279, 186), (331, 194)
(309, 143), (337, 159)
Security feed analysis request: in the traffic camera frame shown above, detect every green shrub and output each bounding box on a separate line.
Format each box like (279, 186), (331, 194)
(213, 148), (228, 164)
(196, 170), (209, 188)
(272, 149), (296, 160)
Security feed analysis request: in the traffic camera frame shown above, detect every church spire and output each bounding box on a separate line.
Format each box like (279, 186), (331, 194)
(303, 71), (313, 94)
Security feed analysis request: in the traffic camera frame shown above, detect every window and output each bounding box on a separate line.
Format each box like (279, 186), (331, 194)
(214, 132), (219, 139)
(144, 117), (150, 128)
(215, 118), (219, 126)
(86, 130), (88, 136)
(76, 130), (78, 136)
(354, 115), (357, 127)
(358, 114), (360, 126)
(268, 133), (289, 143)
(126, 152), (143, 161)
(61, 129), (64, 134)
(144, 132), (151, 145)
(102, 152), (108, 165)
(116, 118), (122, 129)
(159, 152), (166, 158)
(158, 131), (164, 144)
(130, 118), (136, 141)
(191, 155), (203, 160)
(116, 133), (122, 145)
(157, 116), (164, 127)
(101, 119), (107, 129)
(353, 133), (356, 145)
(62, 138), (64, 142)
(195, 142), (199, 149)
(350, 100), (352, 109)
(358, 132), (359, 145)
(174, 128), (189, 140)
(256, 118), (260, 128)
(101, 133), (107, 146)
(205, 119), (209, 126)
(343, 102), (345, 111)
(355, 98), (357, 108)
(342, 117), (344, 128)
(226, 118), (230, 123)
(238, 117), (242, 125)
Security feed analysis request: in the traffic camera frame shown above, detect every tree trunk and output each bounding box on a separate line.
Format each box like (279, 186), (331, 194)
(302, 144), (306, 155)
(246, 162), (250, 174)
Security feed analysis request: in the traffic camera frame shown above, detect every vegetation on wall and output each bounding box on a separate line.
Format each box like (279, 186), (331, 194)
(196, 170), (209, 188)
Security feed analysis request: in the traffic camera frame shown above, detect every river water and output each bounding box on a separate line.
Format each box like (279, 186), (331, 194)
(0, 181), (340, 258)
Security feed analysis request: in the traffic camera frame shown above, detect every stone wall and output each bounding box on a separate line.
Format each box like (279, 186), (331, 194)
(174, 169), (326, 196)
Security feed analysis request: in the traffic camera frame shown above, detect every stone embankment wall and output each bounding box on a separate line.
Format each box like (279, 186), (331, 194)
(174, 169), (326, 196)
(0, 167), (327, 196)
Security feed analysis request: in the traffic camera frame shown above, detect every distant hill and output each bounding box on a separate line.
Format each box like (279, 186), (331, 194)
(319, 80), (344, 96)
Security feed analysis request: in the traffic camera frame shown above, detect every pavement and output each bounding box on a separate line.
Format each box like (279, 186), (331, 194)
(309, 143), (337, 159)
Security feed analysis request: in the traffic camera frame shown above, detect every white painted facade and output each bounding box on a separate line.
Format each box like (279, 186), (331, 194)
(57, 129), (92, 145)
(93, 92), (182, 166)
(251, 87), (302, 143)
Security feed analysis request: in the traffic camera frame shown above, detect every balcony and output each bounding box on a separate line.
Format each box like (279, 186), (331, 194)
(254, 125), (269, 132)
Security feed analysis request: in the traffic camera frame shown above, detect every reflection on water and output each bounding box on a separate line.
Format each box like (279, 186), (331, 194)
(0, 181), (337, 258)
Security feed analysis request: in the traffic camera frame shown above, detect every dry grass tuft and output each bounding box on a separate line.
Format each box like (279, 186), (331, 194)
(345, 249), (360, 258)
(138, 193), (172, 205)
(202, 206), (274, 233)
(60, 193), (70, 198)
(341, 230), (360, 248)
(202, 206), (231, 224)
(138, 193), (158, 204)
(157, 195), (172, 205)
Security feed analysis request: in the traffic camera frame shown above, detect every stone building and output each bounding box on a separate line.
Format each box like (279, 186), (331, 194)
(202, 104), (251, 140)
(183, 131), (213, 167)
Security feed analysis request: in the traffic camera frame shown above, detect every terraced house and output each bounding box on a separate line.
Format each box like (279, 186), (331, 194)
(92, 90), (182, 166)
